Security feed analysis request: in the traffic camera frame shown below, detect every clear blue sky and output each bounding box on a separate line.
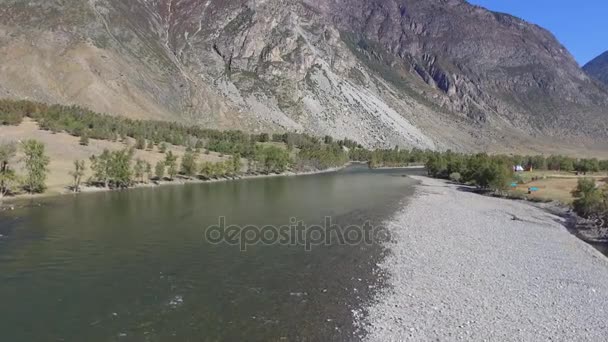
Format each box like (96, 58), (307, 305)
(467, 0), (608, 66)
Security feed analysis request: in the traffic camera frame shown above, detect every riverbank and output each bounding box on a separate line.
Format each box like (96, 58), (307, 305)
(361, 176), (608, 341)
(0, 165), (349, 209)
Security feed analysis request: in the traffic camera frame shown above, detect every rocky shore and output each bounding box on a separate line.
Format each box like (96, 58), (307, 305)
(361, 176), (608, 341)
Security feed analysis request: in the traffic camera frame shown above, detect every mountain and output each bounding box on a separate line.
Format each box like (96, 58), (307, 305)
(0, 0), (607, 152)
(584, 51), (608, 86)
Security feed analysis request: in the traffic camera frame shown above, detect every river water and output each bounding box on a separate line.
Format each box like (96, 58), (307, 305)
(0, 166), (423, 341)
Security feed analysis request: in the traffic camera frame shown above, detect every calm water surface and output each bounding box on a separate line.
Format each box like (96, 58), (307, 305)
(0, 166), (423, 341)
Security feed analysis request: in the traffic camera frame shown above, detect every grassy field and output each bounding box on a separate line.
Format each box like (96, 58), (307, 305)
(510, 171), (608, 204)
(0, 118), (231, 196)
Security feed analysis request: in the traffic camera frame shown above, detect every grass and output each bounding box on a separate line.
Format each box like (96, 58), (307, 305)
(510, 171), (608, 204)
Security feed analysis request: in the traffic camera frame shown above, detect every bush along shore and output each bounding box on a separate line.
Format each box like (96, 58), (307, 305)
(424, 151), (608, 243)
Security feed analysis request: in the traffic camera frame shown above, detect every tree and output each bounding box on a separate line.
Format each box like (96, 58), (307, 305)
(155, 161), (165, 180)
(90, 148), (134, 189)
(254, 146), (292, 173)
(0, 170), (19, 200)
(449, 172), (462, 183)
(480, 161), (512, 190)
(425, 153), (448, 177)
(136, 136), (146, 150)
(79, 134), (89, 146)
(146, 140), (154, 151)
(159, 142), (168, 153)
(230, 154), (242, 174)
(200, 161), (212, 178)
(133, 158), (146, 183)
(107, 148), (134, 189)
(195, 139), (204, 151)
(69, 160), (86, 193)
(145, 162), (152, 181)
(21, 140), (50, 194)
(90, 150), (111, 187)
(572, 178), (606, 217)
(465, 157), (513, 191)
(0, 142), (18, 199)
(560, 158), (575, 172)
(180, 149), (197, 176)
(0, 142), (16, 175)
(259, 133), (270, 143)
(165, 151), (178, 180)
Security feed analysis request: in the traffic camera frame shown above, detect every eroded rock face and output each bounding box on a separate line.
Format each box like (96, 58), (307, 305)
(584, 51), (608, 87)
(0, 0), (607, 151)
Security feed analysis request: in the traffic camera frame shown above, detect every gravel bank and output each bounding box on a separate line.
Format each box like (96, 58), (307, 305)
(362, 176), (608, 341)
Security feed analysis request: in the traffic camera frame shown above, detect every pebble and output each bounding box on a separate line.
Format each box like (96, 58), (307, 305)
(361, 176), (608, 341)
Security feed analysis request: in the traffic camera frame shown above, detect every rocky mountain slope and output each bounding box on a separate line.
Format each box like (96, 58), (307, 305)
(584, 51), (608, 86)
(0, 0), (607, 152)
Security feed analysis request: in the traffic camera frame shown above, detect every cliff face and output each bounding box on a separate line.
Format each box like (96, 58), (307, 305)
(0, 0), (606, 151)
(584, 51), (608, 86)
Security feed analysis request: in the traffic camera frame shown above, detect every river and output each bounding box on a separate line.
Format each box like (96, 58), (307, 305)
(0, 166), (424, 341)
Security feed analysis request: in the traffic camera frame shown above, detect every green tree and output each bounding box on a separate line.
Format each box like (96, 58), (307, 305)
(0, 142), (18, 199)
(107, 148), (134, 189)
(69, 160), (86, 193)
(133, 158), (146, 183)
(146, 140), (154, 151)
(145, 161), (153, 181)
(230, 154), (242, 174)
(572, 178), (606, 217)
(560, 158), (575, 172)
(0, 142), (16, 175)
(0, 170), (19, 200)
(21, 140), (50, 194)
(425, 153), (448, 177)
(79, 134), (89, 146)
(155, 161), (165, 180)
(165, 151), (178, 180)
(449, 172), (462, 183)
(180, 150), (197, 176)
(90, 150), (111, 187)
(159, 142), (168, 154)
(90, 148), (134, 189)
(195, 139), (204, 151)
(136, 136), (146, 150)
(258, 133), (270, 143)
(255, 146), (291, 173)
(98, 148), (134, 189)
(200, 161), (212, 178)
(477, 161), (512, 190)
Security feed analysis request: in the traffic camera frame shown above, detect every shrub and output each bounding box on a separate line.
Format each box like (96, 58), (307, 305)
(135, 136), (146, 150)
(449, 172), (462, 183)
(180, 150), (198, 176)
(571, 178), (606, 217)
(154, 161), (165, 180)
(21, 140), (50, 194)
(79, 134), (89, 146)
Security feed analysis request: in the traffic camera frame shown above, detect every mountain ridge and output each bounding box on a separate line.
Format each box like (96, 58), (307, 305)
(0, 0), (606, 152)
(584, 50), (608, 86)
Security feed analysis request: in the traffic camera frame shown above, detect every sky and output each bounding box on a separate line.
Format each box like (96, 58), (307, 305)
(467, 0), (608, 66)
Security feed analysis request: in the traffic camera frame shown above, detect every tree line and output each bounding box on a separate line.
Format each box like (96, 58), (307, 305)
(4, 98), (608, 210)
(0, 140), (50, 199)
(0, 99), (359, 160)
